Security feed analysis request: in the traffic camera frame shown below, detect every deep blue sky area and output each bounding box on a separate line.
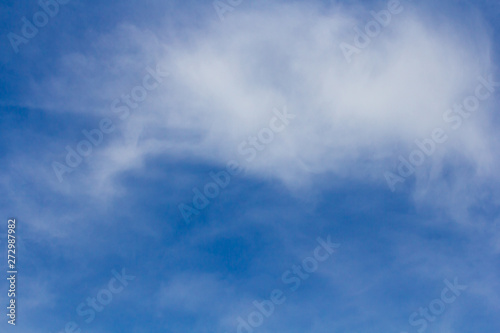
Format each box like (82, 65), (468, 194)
(1, 0), (500, 332)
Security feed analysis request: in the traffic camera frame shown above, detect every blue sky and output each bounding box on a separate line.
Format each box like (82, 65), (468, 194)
(1, 0), (500, 332)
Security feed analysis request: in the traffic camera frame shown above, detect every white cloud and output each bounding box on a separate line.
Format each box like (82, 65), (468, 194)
(25, 1), (498, 215)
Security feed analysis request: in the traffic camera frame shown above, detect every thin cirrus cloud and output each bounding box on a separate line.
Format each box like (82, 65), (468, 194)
(26, 0), (498, 208)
